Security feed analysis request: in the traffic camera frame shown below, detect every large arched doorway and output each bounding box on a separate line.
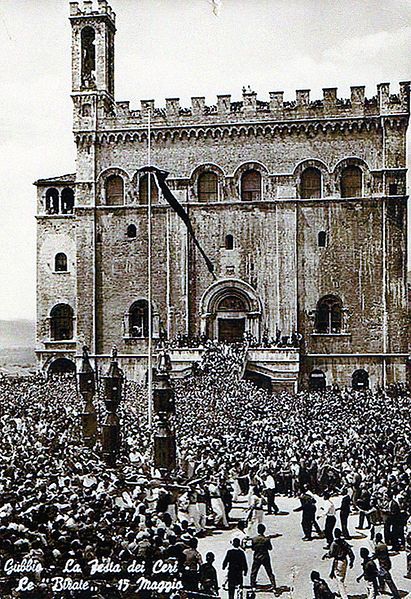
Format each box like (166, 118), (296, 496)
(216, 293), (248, 342)
(352, 369), (369, 390)
(200, 279), (261, 343)
(308, 369), (326, 391)
(48, 358), (76, 375)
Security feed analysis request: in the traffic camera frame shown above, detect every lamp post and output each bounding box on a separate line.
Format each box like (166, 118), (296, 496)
(153, 349), (176, 476)
(101, 346), (123, 466)
(78, 346), (97, 447)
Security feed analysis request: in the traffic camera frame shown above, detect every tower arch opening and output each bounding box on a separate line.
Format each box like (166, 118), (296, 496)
(81, 26), (96, 88)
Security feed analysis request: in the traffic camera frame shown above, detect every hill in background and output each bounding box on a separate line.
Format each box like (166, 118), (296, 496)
(0, 320), (36, 375)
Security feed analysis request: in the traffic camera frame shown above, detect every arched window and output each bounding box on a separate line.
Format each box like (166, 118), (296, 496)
(106, 175), (124, 205)
(129, 300), (149, 338)
(45, 188), (59, 214)
(318, 231), (327, 247)
(61, 188), (74, 214)
(315, 295), (342, 334)
(341, 166), (362, 198)
(55, 253), (67, 272)
(198, 172), (218, 202)
(81, 26), (96, 87)
(50, 304), (74, 341)
(225, 234), (234, 250)
(241, 169), (261, 201)
(301, 167), (321, 198)
(127, 224), (137, 239)
(139, 174), (158, 204)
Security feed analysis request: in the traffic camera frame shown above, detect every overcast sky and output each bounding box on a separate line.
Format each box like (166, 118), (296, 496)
(0, 0), (410, 320)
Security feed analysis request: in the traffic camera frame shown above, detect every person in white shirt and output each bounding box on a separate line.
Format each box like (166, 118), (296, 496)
(321, 493), (337, 548)
(262, 471), (279, 515)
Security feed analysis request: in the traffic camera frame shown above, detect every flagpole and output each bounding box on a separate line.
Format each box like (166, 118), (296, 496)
(147, 110), (153, 429)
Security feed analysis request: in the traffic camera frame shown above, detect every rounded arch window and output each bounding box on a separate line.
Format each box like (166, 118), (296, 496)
(225, 234), (234, 250)
(129, 300), (149, 338)
(315, 295), (343, 334)
(106, 175), (124, 205)
(127, 224), (137, 239)
(301, 167), (322, 198)
(50, 304), (74, 341)
(55, 253), (67, 272)
(241, 169), (261, 201)
(61, 188), (74, 214)
(45, 188), (59, 214)
(198, 172), (218, 202)
(139, 173), (158, 204)
(341, 166), (362, 198)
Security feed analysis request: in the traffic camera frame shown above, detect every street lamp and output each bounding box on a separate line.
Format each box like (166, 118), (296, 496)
(78, 346), (97, 447)
(101, 346), (123, 465)
(153, 350), (176, 475)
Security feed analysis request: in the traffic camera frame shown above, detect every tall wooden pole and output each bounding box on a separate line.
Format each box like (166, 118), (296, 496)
(147, 111), (153, 428)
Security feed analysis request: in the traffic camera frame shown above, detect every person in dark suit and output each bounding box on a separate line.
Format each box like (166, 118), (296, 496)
(339, 488), (351, 539)
(222, 538), (248, 599)
(199, 551), (219, 596)
(250, 523), (276, 589)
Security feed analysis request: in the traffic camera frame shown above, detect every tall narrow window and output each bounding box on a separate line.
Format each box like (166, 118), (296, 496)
(45, 188), (59, 214)
(341, 166), (362, 198)
(61, 188), (74, 214)
(127, 224), (137, 238)
(318, 231), (327, 247)
(241, 170), (261, 201)
(301, 168), (321, 198)
(139, 174), (158, 204)
(50, 304), (74, 340)
(315, 295), (342, 334)
(106, 175), (124, 205)
(225, 234), (234, 250)
(129, 300), (149, 338)
(55, 253), (67, 272)
(198, 172), (218, 202)
(81, 26), (96, 87)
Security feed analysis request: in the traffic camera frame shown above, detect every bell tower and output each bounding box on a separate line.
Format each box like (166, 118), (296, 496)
(69, 0), (116, 127)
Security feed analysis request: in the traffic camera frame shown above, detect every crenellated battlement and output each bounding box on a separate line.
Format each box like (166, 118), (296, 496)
(69, 0), (116, 24)
(94, 82), (410, 131)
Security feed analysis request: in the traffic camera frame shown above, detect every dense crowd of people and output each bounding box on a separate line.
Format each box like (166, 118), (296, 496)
(0, 344), (411, 598)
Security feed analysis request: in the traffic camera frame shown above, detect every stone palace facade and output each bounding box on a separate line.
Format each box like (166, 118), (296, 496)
(35, 0), (410, 391)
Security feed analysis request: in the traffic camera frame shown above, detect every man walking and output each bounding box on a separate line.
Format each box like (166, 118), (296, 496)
(262, 470), (279, 515)
(373, 532), (400, 598)
(322, 493), (337, 549)
(222, 537), (248, 599)
(324, 528), (354, 599)
(250, 523), (276, 590)
(294, 490), (317, 541)
(357, 547), (379, 599)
